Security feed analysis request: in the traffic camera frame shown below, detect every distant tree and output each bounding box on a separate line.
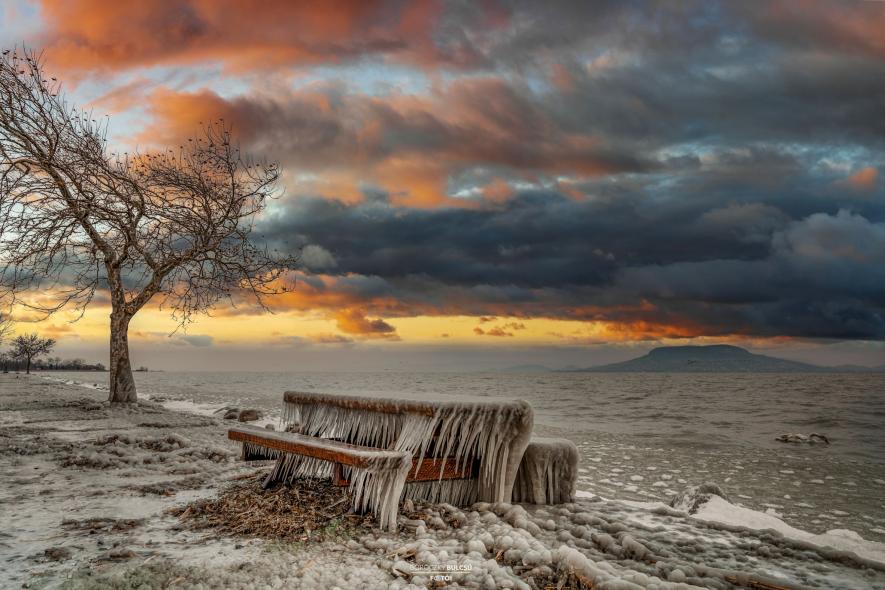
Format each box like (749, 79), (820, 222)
(11, 333), (55, 374)
(0, 351), (10, 373)
(0, 48), (297, 402)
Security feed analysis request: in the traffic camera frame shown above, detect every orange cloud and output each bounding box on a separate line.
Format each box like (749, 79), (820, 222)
(333, 308), (398, 339)
(39, 0), (424, 72)
(34, 0), (517, 74)
(131, 79), (642, 207)
(761, 0), (885, 58)
(844, 167), (878, 191)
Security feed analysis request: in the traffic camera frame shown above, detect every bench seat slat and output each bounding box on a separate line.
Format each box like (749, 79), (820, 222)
(332, 456), (477, 486)
(228, 427), (406, 469)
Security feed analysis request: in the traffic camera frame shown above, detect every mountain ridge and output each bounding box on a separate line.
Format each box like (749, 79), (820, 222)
(570, 345), (883, 373)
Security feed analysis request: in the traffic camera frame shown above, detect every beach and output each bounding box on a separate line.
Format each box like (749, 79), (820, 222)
(2, 373), (885, 589)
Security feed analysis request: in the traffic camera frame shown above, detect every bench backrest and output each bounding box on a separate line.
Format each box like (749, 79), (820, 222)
(281, 390), (534, 503)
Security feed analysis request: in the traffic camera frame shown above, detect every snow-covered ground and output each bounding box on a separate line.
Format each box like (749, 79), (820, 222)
(2, 373), (884, 589)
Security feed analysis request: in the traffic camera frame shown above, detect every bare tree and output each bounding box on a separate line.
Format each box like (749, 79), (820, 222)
(11, 333), (55, 374)
(0, 48), (297, 402)
(0, 312), (11, 345)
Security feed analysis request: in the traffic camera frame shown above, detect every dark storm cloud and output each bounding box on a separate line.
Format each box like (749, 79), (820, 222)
(264, 183), (885, 338)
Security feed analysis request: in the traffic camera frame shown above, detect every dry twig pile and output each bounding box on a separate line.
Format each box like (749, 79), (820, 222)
(171, 471), (375, 542)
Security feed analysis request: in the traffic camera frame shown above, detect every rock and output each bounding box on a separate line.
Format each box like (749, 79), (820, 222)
(400, 518), (425, 529)
(43, 546), (72, 561)
(264, 423), (275, 431)
(776, 433), (830, 444)
(98, 548), (137, 561)
(669, 483), (730, 514)
(237, 409), (262, 422)
(223, 409), (239, 420)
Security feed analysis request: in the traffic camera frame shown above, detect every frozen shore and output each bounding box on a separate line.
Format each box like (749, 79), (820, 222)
(1, 374), (884, 589)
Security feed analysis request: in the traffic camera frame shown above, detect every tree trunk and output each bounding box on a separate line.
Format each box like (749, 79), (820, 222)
(108, 310), (137, 403)
(25, 356), (31, 374)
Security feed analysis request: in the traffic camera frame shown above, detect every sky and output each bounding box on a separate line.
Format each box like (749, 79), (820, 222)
(1, 0), (884, 370)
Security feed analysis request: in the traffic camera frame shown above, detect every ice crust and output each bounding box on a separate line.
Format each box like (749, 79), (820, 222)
(65, 496), (885, 589)
(9, 376), (885, 589)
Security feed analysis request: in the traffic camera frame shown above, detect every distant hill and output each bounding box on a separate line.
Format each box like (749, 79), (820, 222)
(496, 364), (553, 373)
(571, 345), (881, 373)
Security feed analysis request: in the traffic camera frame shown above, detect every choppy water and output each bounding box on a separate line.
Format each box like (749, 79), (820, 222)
(50, 370), (885, 542)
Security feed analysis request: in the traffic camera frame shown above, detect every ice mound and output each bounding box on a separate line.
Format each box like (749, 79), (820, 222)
(691, 493), (885, 567)
(512, 437), (578, 505)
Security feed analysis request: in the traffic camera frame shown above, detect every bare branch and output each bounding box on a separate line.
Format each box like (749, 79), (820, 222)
(0, 47), (299, 399)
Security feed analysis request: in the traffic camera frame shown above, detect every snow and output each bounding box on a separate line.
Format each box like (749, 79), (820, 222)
(694, 494), (885, 566)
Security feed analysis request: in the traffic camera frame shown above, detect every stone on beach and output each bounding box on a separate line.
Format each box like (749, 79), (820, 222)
(237, 409), (262, 422)
(776, 432), (831, 444)
(669, 482), (732, 514)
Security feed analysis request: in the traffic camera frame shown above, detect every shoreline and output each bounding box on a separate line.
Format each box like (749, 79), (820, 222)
(2, 373), (885, 589)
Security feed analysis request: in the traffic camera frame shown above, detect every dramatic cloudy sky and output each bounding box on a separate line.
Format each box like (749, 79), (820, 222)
(2, 0), (884, 370)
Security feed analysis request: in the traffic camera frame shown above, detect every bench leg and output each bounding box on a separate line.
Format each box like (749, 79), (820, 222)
(262, 456), (285, 489)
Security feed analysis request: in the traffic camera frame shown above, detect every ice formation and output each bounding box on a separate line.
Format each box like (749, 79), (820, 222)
(512, 437), (579, 505)
(241, 441), (280, 461)
(233, 426), (414, 531)
(669, 483), (731, 515)
(279, 391), (534, 505)
(11, 376), (885, 589)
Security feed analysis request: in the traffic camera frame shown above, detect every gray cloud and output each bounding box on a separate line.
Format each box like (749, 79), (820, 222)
(176, 334), (215, 347)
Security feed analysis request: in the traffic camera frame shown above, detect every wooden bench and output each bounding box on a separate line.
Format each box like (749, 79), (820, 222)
(229, 425), (412, 531)
(230, 391), (535, 529)
(280, 390), (533, 505)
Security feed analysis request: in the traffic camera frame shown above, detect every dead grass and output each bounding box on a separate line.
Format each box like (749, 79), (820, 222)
(170, 471), (375, 543)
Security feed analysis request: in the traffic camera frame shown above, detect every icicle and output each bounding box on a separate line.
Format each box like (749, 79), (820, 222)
(403, 479), (479, 506)
(241, 441), (280, 461)
(281, 392), (534, 505)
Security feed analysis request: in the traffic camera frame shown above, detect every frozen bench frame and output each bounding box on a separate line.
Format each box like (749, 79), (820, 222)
(279, 391), (534, 505)
(229, 425), (413, 531)
(230, 391), (534, 529)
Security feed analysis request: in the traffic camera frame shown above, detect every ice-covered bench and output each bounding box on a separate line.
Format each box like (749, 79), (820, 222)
(278, 391), (534, 506)
(228, 392), (588, 529)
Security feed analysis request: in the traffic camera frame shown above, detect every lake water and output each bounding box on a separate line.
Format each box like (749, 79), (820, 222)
(49, 370), (885, 542)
